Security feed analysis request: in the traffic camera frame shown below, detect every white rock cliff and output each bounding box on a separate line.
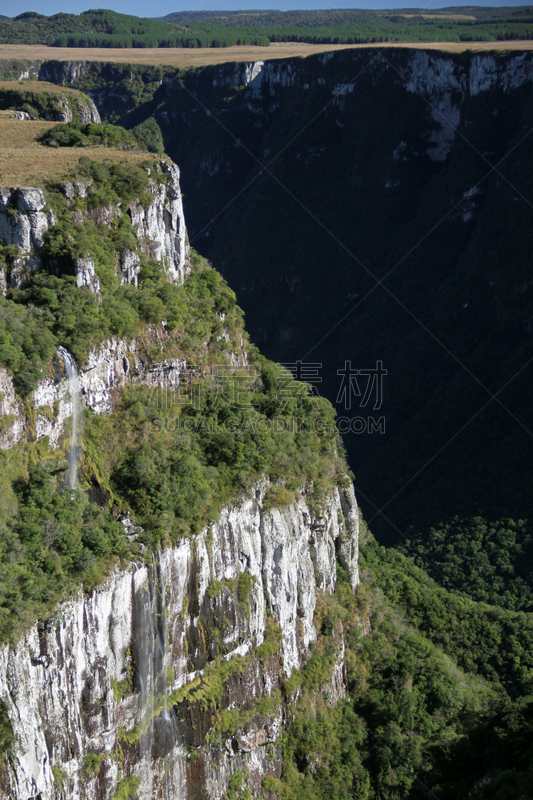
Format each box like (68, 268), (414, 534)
(0, 483), (360, 800)
(0, 159), (190, 294)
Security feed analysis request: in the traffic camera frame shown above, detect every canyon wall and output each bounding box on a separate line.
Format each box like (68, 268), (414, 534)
(0, 482), (359, 800)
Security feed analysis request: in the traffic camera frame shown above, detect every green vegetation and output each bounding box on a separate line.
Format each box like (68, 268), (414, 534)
(117, 726), (140, 747)
(270, 539), (533, 800)
(168, 652), (250, 713)
(0, 151), (345, 646)
(3, 7), (533, 49)
(0, 9), (269, 49)
(111, 776), (141, 800)
(111, 674), (133, 703)
(0, 701), (14, 758)
(167, 642), (282, 746)
(0, 83), (93, 123)
(83, 752), (105, 777)
(165, 7), (533, 45)
(206, 579), (224, 599)
(225, 769), (253, 800)
(0, 458), (128, 643)
(254, 616), (283, 660)
(400, 515), (533, 612)
(237, 571), (254, 604)
(1, 156), (169, 394)
(131, 118), (164, 155)
(51, 764), (66, 790)
(40, 122), (139, 150)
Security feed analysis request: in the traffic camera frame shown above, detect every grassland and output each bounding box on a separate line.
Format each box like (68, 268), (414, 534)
(0, 79), (82, 95)
(1, 40), (533, 71)
(0, 118), (158, 186)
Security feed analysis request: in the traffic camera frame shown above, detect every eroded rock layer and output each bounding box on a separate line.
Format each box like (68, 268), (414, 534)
(0, 483), (359, 800)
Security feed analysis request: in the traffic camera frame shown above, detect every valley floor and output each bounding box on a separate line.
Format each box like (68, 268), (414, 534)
(2, 40), (533, 69)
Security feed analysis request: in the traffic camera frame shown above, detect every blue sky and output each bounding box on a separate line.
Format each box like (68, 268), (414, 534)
(1, 0), (529, 18)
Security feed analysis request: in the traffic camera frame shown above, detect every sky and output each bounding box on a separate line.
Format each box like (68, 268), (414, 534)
(1, 0), (529, 18)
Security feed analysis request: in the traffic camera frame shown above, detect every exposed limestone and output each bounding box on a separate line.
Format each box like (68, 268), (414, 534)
(128, 161), (190, 284)
(401, 51), (533, 160)
(77, 96), (101, 124)
(14, 188), (46, 212)
(27, 337), (188, 447)
(74, 257), (101, 295)
(0, 484), (359, 800)
(0, 368), (25, 448)
(0, 158), (190, 292)
(11, 110), (31, 121)
(120, 248), (141, 286)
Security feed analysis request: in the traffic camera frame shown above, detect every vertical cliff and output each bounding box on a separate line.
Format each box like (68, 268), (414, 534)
(0, 78), (360, 800)
(0, 160), (190, 296)
(0, 483), (359, 800)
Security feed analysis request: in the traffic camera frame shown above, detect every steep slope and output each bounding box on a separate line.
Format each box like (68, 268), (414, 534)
(1, 52), (533, 800)
(67, 46), (533, 611)
(12, 48), (532, 606)
(0, 485), (359, 800)
(0, 115), (360, 799)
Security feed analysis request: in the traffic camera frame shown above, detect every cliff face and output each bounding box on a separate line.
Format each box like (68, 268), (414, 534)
(0, 80), (100, 124)
(0, 483), (359, 800)
(0, 156), (193, 450)
(133, 47), (533, 550)
(0, 160), (189, 295)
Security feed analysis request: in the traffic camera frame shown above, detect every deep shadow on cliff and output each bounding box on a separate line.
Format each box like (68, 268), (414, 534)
(96, 47), (533, 610)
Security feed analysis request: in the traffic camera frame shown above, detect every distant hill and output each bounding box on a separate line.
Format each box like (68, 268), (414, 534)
(161, 6), (533, 44)
(0, 8), (269, 48)
(2, 7), (533, 48)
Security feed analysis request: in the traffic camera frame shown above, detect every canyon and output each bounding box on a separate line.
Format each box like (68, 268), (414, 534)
(0, 41), (533, 799)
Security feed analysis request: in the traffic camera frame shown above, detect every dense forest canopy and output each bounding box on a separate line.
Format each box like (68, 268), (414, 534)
(1, 7), (533, 47)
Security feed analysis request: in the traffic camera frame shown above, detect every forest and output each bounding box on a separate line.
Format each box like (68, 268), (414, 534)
(2, 7), (533, 48)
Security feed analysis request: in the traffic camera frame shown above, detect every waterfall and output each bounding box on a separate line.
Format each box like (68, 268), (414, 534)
(134, 550), (178, 798)
(57, 346), (82, 490)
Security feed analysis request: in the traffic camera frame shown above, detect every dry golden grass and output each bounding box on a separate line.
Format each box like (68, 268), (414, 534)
(1, 41), (533, 69)
(0, 42), (370, 67)
(0, 79), (83, 95)
(0, 118), (158, 187)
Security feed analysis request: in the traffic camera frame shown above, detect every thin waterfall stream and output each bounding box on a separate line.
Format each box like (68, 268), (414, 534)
(134, 551), (178, 798)
(57, 346), (83, 490)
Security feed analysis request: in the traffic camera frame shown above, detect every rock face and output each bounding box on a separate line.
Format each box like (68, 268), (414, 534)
(0, 331), (191, 449)
(0, 186), (53, 287)
(0, 368), (26, 449)
(30, 337), (187, 447)
(0, 157), (190, 292)
(0, 483), (360, 800)
(128, 162), (189, 285)
(75, 257), (101, 295)
(49, 91), (100, 124)
(0, 157), (192, 444)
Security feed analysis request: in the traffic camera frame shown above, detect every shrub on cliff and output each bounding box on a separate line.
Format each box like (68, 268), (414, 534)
(40, 122), (139, 150)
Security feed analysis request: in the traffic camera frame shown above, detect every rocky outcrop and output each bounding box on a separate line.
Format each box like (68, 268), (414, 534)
(29, 337), (187, 447)
(77, 96), (101, 124)
(75, 257), (101, 295)
(0, 368), (25, 449)
(128, 162), (189, 285)
(0, 483), (360, 800)
(402, 50), (533, 160)
(0, 158), (190, 291)
(39, 60), (91, 86)
(0, 332), (191, 449)
(0, 79), (100, 124)
(0, 186), (54, 287)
